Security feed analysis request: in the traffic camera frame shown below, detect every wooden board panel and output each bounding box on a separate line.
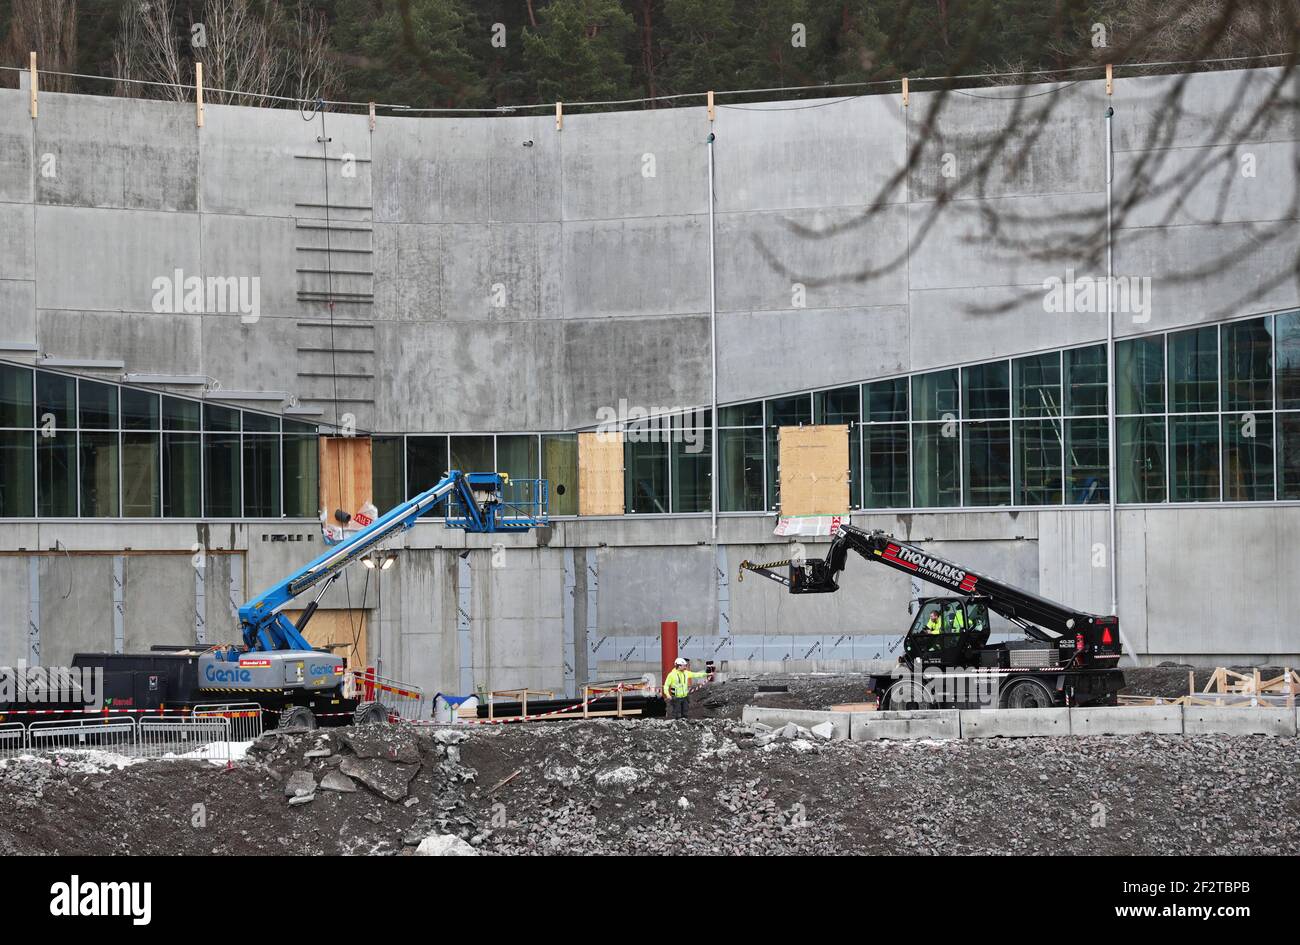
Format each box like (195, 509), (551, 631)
(778, 424), (849, 515)
(319, 436), (373, 522)
(578, 431), (624, 515)
(287, 609), (367, 671)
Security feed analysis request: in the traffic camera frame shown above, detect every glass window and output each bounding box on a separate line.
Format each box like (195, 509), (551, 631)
(1116, 336), (1164, 415)
(371, 437), (405, 512)
(1013, 352), (1061, 418)
(862, 424), (908, 508)
(242, 411), (280, 433)
(163, 396), (201, 431)
(243, 435), (281, 517)
(1170, 416), (1219, 502)
(80, 431), (119, 516)
(1014, 420), (1063, 505)
(1222, 412), (1273, 501)
(496, 434), (538, 482)
(814, 386), (860, 507)
(625, 427), (668, 514)
(121, 388), (160, 431)
(79, 380), (118, 430)
(1221, 317), (1273, 412)
(911, 369), (958, 422)
(1278, 414), (1300, 500)
(765, 395), (811, 510)
(450, 434), (494, 474)
(38, 433), (77, 516)
(864, 378), (908, 422)
(407, 435), (449, 516)
(204, 432), (241, 516)
(1065, 418), (1108, 503)
(163, 433), (202, 517)
(719, 402), (762, 426)
(541, 433), (578, 516)
(1168, 326), (1218, 412)
(961, 362), (1010, 419)
(0, 363), (33, 428)
(35, 371), (74, 431)
(1117, 417), (1166, 504)
(1277, 311), (1300, 409)
(1064, 345), (1107, 416)
(283, 427), (318, 518)
(671, 424), (711, 513)
(0, 430), (34, 516)
(121, 432), (160, 517)
(204, 404), (240, 433)
(719, 427), (764, 511)
(962, 421), (1010, 506)
(912, 424), (960, 507)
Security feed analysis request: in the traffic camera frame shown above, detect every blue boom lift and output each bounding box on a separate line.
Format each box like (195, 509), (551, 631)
(26, 471), (548, 730)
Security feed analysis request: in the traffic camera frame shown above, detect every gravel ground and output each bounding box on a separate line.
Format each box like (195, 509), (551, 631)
(1, 716), (1296, 856)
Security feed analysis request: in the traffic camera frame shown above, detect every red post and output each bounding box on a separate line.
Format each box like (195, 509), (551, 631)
(660, 621), (679, 682)
(364, 665), (376, 703)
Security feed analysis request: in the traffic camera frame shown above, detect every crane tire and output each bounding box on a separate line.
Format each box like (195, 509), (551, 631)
(278, 706), (318, 732)
(1000, 677), (1056, 710)
(352, 702), (390, 726)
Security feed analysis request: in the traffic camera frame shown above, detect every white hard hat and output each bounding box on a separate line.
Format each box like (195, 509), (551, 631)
(674, 657), (687, 666)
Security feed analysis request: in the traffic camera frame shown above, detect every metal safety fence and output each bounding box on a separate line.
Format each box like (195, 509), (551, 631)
(349, 669), (425, 722)
(0, 710), (254, 763)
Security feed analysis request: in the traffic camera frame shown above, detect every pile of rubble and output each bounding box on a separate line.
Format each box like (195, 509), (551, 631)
(1, 715), (1297, 856)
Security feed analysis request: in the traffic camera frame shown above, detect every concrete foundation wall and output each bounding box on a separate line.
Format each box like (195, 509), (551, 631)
(1, 68), (1298, 699)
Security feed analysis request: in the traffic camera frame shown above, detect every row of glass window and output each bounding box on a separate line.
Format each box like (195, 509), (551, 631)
(4, 311), (1299, 518)
(0, 365), (318, 518)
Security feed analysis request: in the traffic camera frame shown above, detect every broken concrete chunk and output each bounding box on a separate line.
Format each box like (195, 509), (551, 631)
(810, 721), (835, 740)
(339, 756), (421, 801)
(594, 766), (641, 787)
(288, 792), (316, 806)
(284, 770), (316, 798)
(319, 771), (357, 793)
(415, 833), (479, 856)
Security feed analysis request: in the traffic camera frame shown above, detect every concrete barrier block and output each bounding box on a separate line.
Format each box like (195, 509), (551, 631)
(959, 708), (1070, 738)
(850, 709), (959, 741)
(1183, 706), (1297, 737)
(1070, 705), (1183, 736)
(740, 707), (850, 740)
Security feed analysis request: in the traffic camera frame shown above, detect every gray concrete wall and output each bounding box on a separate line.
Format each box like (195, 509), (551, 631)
(1, 67), (1298, 698)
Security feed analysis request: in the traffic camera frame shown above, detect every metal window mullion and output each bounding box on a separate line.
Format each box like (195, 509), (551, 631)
(1216, 325), (1224, 501)
(1271, 313), (1278, 500)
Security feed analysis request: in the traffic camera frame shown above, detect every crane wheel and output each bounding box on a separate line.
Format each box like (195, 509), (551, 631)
(882, 678), (934, 711)
(1000, 678), (1056, 710)
(352, 702), (390, 726)
(278, 706), (318, 732)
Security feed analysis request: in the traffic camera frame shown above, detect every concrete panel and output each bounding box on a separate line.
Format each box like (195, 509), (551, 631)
(909, 81), (1107, 201)
(1070, 705), (1183, 736)
(562, 107), (708, 221)
(201, 104), (371, 218)
(0, 89), (33, 203)
(1183, 706), (1296, 737)
(597, 544), (714, 636)
(741, 706), (851, 740)
(199, 213), (300, 316)
(373, 113), (560, 225)
(850, 708), (959, 740)
(0, 557), (30, 666)
(561, 314), (710, 430)
(1036, 509), (1113, 628)
(35, 555), (114, 667)
(392, 550), (459, 697)
(0, 203), (34, 281)
(715, 95), (906, 212)
(716, 205), (908, 313)
(35, 205), (200, 313)
(0, 280), (36, 343)
(372, 223), (441, 321)
(35, 93), (197, 211)
(200, 310), (300, 402)
(203, 552), (243, 646)
(959, 708), (1069, 738)
(38, 308), (201, 376)
(562, 215), (710, 318)
(719, 305), (907, 403)
(123, 555), (195, 651)
(440, 222), (562, 320)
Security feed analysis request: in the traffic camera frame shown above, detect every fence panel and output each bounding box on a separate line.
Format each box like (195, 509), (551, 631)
(138, 716), (231, 762)
(0, 721), (26, 760)
(25, 716), (137, 754)
(191, 703), (264, 742)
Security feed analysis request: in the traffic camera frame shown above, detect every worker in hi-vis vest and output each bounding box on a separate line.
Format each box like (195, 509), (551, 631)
(663, 657), (711, 720)
(926, 611), (943, 634)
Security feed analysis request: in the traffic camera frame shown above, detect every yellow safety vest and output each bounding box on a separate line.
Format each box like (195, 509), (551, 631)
(664, 668), (701, 699)
(926, 616), (943, 635)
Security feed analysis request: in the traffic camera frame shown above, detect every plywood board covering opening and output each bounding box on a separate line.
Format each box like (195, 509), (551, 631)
(578, 431), (624, 515)
(778, 424), (849, 515)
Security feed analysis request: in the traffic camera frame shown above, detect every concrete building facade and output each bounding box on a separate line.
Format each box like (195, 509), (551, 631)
(1, 66), (1298, 698)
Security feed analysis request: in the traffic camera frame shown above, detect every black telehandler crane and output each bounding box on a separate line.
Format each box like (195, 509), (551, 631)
(738, 524), (1124, 709)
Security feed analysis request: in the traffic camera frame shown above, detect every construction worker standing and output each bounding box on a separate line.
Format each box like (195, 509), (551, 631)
(663, 657), (709, 719)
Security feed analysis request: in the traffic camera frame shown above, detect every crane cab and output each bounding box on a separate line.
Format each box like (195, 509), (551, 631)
(903, 595), (992, 665)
